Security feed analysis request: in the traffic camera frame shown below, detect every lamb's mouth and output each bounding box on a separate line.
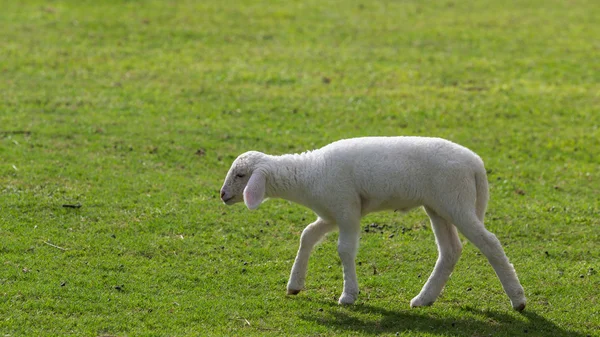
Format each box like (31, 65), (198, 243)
(222, 196), (235, 204)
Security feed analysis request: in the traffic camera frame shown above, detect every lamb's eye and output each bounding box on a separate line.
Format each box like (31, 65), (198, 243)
(236, 173), (246, 178)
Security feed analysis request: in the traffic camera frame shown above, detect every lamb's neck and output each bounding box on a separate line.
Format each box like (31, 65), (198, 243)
(265, 153), (315, 205)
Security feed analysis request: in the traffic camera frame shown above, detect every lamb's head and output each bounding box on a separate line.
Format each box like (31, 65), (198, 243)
(220, 151), (269, 210)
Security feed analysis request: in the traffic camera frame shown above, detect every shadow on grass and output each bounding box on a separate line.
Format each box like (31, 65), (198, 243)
(300, 301), (587, 337)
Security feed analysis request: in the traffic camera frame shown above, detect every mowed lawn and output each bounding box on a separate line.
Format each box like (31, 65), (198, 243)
(1, 0), (599, 336)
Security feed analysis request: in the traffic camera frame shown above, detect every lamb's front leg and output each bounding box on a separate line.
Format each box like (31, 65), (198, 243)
(287, 218), (335, 295)
(337, 219), (361, 305)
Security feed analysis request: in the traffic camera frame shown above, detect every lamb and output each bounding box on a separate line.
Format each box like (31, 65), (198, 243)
(219, 136), (526, 311)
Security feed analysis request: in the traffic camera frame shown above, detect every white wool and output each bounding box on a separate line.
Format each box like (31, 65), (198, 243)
(220, 136), (526, 311)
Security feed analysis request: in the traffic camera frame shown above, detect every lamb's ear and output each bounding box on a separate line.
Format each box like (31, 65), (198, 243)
(243, 170), (266, 210)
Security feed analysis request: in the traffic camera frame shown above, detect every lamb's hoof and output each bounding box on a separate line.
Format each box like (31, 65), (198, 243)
(512, 301), (526, 312)
(338, 293), (357, 305)
(410, 296), (434, 308)
(287, 288), (301, 295)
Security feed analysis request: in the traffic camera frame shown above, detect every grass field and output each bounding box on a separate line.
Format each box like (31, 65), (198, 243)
(1, 0), (599, 336)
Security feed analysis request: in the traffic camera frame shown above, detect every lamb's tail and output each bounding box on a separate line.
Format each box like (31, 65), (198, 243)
(474, 164), (489, 223)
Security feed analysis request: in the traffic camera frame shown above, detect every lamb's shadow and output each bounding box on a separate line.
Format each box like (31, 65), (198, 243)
(300, 301), (587, 337)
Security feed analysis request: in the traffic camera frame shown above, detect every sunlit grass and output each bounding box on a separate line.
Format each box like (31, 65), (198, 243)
(1, 0), (598, 336)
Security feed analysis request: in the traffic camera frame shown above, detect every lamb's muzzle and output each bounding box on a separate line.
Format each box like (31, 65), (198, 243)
(220, 136), (526, 311)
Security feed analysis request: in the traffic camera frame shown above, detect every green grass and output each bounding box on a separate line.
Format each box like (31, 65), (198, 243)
(1, 0), (599, 336)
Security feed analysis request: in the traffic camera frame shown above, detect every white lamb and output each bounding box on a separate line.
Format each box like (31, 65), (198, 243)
(220, 136), (526, 311)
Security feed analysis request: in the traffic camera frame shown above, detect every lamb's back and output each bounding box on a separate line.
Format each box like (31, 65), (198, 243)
(314, 137), (483, 208)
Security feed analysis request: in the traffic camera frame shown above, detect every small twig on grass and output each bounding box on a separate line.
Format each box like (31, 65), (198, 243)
(44, 241), (67, 251)
(256, 327), (282, 332)
(243, 318), (251, 326)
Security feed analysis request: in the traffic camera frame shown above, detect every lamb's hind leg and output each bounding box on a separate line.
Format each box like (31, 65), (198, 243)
(411, 206), (463, 308)
(452, 212), (526, 311)
(287, 218), (335, 295)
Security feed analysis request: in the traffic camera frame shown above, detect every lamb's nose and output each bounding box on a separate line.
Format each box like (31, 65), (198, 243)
(220, 190), (226, 200)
